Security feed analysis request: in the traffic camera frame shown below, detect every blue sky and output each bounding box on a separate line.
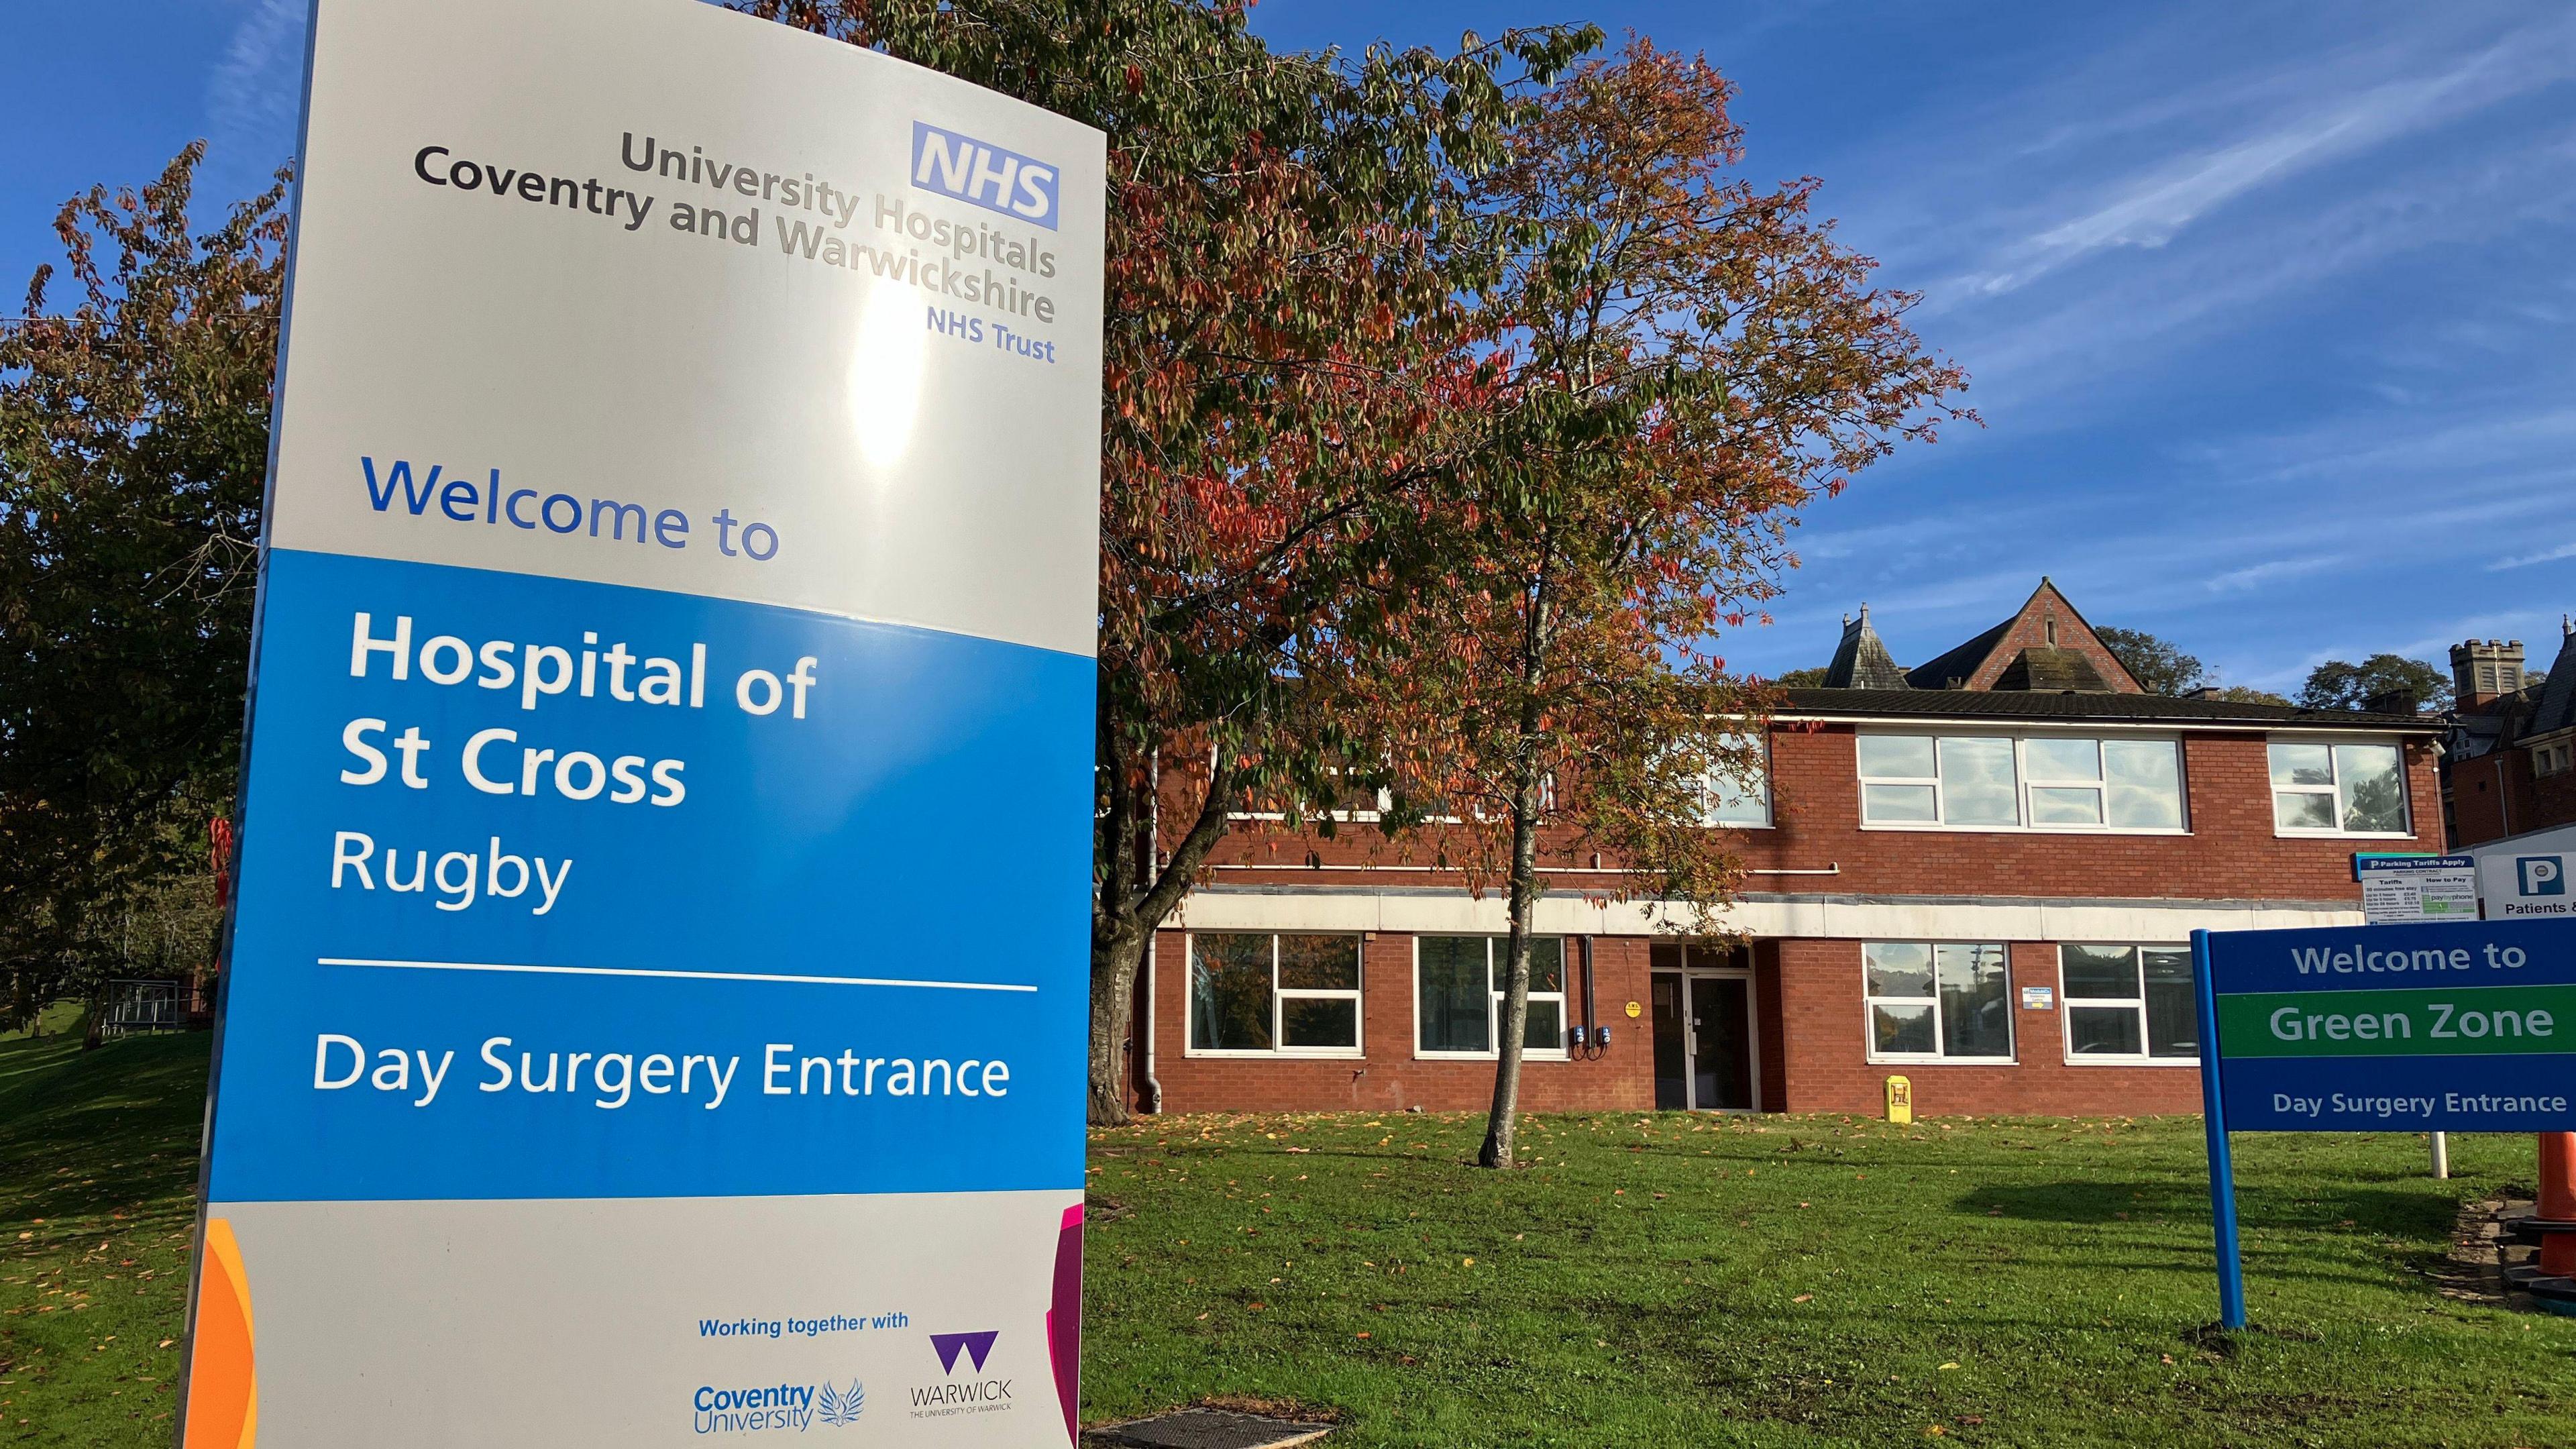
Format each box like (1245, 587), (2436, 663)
(7, 1), (2573, 690)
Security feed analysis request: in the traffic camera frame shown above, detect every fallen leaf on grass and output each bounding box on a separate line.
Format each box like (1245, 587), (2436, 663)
(1792, 1294), (1813, 1303)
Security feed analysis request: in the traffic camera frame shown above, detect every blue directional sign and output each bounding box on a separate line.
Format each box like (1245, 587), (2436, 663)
(2192, 917), (2576, 1330)
(2200, 918), (2576, 1132)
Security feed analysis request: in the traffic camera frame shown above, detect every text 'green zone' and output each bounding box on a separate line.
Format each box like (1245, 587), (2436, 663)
(2216, 983), (2576, 1059)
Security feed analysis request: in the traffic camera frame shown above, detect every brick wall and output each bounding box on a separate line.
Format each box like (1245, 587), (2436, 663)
(1953, 582), (2141, 692)
(1771, 938), (2203, 1116)
(1197, 727), (2444, 900)
(1139, 929), (1654, 1115)
(1143, 718), (2440, 1120)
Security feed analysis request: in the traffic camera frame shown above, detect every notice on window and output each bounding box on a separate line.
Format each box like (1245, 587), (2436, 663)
(2355, 853), (2478, 925)
(179, 2), (1102, 1445)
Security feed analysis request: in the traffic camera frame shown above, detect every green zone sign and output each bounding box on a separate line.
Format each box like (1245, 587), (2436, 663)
(2198, 918), (2576, 1131)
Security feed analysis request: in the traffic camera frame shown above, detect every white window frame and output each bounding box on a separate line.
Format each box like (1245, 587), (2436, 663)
(2266, 735), (2413, 839)
(1411, 936), (1571, 1061)
(1697, 731), (1773, 828)
(2056, 943), (2200, 1067)
(1862, 941), (2017, 1065)
(1183, 932), (1364, 1059)
(1855, 731), (2190, 835)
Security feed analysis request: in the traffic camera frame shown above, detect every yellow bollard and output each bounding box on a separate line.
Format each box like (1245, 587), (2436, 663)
(1884, 1075), (1914, 1126)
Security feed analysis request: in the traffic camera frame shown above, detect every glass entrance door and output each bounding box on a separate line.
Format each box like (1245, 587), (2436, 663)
(1650, 944), (1762, 1112)
(1687, 975), (1756, 1111)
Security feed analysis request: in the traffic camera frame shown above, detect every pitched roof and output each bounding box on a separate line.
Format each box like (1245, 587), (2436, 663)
(1780, 687), (2438, 732)
(1823, 606), (1912, 690)
(2528, 620), (2576, 737)
(1904, 619), (2010, 693)
(1993, 647), (2112, 693)
(1902, 578), (2145, 693)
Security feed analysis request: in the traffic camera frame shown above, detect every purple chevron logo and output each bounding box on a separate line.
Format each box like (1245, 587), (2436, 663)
(928, 1330), (999, 1376)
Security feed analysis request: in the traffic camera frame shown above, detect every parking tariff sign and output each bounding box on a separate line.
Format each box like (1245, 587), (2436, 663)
(178, 1), (1103, 1446)
(2200, 918), (2576, 1132)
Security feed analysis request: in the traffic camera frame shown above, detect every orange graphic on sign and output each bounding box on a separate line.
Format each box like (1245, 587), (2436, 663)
(182, 1217), (257, 1448)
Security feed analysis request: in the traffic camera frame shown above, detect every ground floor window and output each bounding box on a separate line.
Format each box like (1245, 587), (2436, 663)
(1416, 936), (1566, 1057)
(1864, 942), (2012, 1062)
(1188, 932), (1362, 1055)
(2059, 944), (2198, 1061)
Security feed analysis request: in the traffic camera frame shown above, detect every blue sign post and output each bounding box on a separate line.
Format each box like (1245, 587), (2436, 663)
(2193, 918), (2576, 1328)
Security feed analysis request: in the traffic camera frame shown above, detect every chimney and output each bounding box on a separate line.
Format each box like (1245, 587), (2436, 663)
(2449, 637), (2524, 710)
(2361, 686), (2422, 717)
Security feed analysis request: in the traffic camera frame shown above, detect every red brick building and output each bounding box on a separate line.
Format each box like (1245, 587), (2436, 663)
(2443, 623), (2576, 847)
(1130, 582), (2443, 1119)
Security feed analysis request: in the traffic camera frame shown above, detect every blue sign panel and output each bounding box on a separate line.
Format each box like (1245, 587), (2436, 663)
(2200, 918), (2576, 1132)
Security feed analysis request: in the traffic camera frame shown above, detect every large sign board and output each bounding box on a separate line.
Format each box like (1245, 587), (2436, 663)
(181, 3), (1103, 1445)
(2200, 919), (2576, 1133)
(2192, 919), (2576, 1328)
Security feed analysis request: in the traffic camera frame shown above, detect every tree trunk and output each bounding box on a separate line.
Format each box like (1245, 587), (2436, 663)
(1480, 584), (1554, 1169)
(1477, 747), (1548, 1167)
(1087, 743), (1240, 1126)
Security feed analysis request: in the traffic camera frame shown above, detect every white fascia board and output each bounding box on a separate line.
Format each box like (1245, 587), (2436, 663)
(1169, 890), (2362, 940)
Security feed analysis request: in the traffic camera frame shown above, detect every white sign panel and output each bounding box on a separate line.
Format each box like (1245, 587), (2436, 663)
(180, 2), (1103, 1445)
(2481, 851), (2576, 920)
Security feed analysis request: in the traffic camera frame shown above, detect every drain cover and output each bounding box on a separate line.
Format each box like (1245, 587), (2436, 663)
(1084, 1408), (1332, 1448)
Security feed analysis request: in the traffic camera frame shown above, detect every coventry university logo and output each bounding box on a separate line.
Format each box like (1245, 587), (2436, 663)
(815, 1381), (866, 1428)
(690, 1379), (864, 1434)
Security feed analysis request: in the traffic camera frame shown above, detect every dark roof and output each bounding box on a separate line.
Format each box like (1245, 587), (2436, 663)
(2531, 626), (2576, 737)
(1779, 687), (2438, 731)
(1993, 647), (2112, 693)
(1904, 619), (2008, 691)
(1823, 607), (1912, 690)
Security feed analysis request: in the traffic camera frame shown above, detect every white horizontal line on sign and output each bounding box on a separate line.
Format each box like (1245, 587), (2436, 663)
(317, 957), (1038, 994)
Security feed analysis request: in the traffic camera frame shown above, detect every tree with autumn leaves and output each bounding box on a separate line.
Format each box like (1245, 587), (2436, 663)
(1354, 39), (1968, 1165)
(754, 0), (1601, 1122)
(0, 145), (286, 1029)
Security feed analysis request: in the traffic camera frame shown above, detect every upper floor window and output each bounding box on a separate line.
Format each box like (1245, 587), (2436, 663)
(2267, 739), (2408, 836)
(2536, 741), (2573, 778)
(1188, 932), (1363, 1055)
(1855, 733), (2185, 832)
(1698, 733), (1772, 827)
(1417, 936), (1567, 1058)
(1864, 941), (2013, 1062)
(2060, 944), (2197, 1063)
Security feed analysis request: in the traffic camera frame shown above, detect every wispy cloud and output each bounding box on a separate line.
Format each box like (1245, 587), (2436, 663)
(1957, 28), (2572, 297)
(202, 0), (307, 199)
(2489, 542), (2576, 572)
(2205, 556), (2341, 594)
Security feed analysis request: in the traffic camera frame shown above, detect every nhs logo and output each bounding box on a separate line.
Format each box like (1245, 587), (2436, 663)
(911, 121), (1059, 229)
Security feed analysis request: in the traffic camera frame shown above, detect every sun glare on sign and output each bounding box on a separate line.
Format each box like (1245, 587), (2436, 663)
(846, 282), (926, 468)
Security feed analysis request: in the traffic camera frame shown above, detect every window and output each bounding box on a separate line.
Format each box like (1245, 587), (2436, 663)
(2537, 741), (2574, 778)
(1416, 936), (1566, 1057)
(1698, 733), (1772, 827)
(1188, 933), (1362, 1055)
(2059, 945), (2198, 1063)
(2268, 739), (2408, 835)
(1863, 942), (2012, 1061)
(1856, 733), (2186, 831)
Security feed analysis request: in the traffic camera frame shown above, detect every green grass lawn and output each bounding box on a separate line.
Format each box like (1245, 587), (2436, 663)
(0, 1018), (207, 1446)
(4, 1026), (2571, 1446)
